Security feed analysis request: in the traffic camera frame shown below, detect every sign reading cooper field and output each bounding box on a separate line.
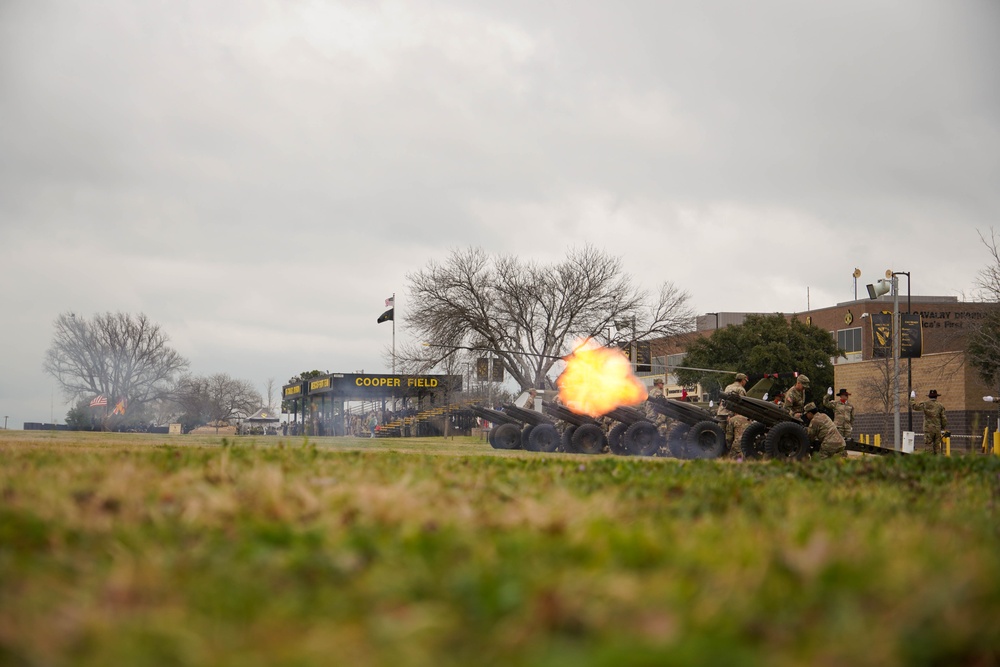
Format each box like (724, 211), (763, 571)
(283, 373), (462, 399)
(871, 313), (923, 359)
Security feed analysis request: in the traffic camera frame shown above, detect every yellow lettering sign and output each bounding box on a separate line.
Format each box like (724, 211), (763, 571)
(284, 385), (302, 397)
(310, 378), (330, 390)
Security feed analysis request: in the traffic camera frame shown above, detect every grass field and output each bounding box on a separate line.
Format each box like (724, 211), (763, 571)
(2, 430), (999, 667)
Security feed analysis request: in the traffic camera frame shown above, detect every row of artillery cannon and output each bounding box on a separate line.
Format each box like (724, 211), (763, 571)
(472, 392), (904, 460)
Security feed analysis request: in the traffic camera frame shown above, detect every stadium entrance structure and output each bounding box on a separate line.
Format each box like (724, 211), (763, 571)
(282, 372), (463, 436)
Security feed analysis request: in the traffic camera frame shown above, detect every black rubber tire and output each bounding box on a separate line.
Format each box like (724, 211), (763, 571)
(764, 421), (811, 460)
(491, 422), (522, 450)
(527, 423), (560, 453)
(667, 424), (691, 459)
(624, 420), (660, 456)
(521, 424), (534, 449)
(487, 425), (499, 448)
(571, 423), (606, 455)
(740, 421), (767, 460)
(608, 423), (629, 456)
(686, 420), (727, 459)
(561, 425), (577, 453)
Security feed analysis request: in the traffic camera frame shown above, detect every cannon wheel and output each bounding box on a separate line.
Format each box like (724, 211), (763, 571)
(561, 425), (577, 453)
(608, 423), (629, 455)
(491, 423), (522, 450)
(527, 423), (560, 453)
(624, 421), (660, 456)
(740, 421), (767, 460)
(521, 424), (534, 448)
(666, 424), (691, 458)
(764, 422), (810, 460)
(571, 423), (606, 455)
(686, 420), (726, 459)
(487, 425), (499, 448)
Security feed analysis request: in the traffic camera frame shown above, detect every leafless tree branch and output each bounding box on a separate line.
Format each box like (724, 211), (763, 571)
(43, 312), (189, 410)
(400, 245), (694, 390)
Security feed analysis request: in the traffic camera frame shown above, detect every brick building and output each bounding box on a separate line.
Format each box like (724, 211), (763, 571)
(795, 295), (997, 450)
(646, 298), (999, 451)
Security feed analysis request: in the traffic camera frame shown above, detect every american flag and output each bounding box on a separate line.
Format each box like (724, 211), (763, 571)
(90, 395), (108, 407)
(385, 296), (394, 307)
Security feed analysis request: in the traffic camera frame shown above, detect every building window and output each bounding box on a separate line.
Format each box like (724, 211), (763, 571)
(836, 327), (863, 363)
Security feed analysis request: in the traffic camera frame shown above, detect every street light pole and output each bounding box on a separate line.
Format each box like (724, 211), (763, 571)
(892, 275), (901, 450)
(892, 272), (913, 431)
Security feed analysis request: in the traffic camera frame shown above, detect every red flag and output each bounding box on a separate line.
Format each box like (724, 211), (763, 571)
(90, 395), (108, 407)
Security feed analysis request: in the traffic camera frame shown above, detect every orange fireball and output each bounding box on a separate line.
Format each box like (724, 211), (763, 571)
(558, 339), (649, 417)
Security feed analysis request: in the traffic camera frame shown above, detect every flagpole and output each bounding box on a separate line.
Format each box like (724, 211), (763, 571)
(392, 292), (396, 375)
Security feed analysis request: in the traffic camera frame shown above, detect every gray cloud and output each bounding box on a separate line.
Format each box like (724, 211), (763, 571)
(1, 0), (997, 425)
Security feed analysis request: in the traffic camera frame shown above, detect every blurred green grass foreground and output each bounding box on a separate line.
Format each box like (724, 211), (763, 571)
(1, 430), (999, 667)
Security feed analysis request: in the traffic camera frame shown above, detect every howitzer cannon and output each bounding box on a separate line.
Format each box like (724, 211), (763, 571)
(503, 404), (563, 452)
(601, 405), (662, 456)
(469, 405), (527, 450)
(720, 392), (809, 459)
(540, 402), (608, 455)
(647, 397), (727, 459)
(721, 392), (908, 459)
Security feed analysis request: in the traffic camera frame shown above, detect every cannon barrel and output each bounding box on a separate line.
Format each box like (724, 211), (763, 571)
(469, 405), (523, 427)
(721, 392), (802, 426)
(503, 404), (554, 426)
(541, 402), (601, 427)
(602, 405), (648, 425)
(647, 397), (720, 426)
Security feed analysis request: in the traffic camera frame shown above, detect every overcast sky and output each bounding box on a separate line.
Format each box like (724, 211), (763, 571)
(2, 1), (998, 427)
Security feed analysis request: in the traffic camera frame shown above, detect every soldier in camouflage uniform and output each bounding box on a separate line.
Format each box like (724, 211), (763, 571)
(784, 375), (809, 417)
(910, 389), (948, 455)
(644, 378), (673, 440)
(524, 388), (537, 411)
(823, 388), (855, 441)
(802, 402), (846, 459)
(718, 372), (750, 459)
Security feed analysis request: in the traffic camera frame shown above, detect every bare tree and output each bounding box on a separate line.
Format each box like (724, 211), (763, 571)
(857, 356), (895, 414)
(175, 373), (262, 432)
(968, 310), (1000, 394)
(44, 312), (188, 412)
(974, 228), (1000, 301)
(400, 245), (694, 390)
(264, 377), (277, 409)
(966, 229), (1000, 388)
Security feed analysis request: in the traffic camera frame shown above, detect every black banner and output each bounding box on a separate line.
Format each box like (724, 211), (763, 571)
(872, 313), (923, 358)
(476, 358), (489, 381)
(491, 359), (505, 382)
(636, 341), (652, 373)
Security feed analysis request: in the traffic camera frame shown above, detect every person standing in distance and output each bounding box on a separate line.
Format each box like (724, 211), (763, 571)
(524, 388), (537, 410)
(644, 378), (671, 440)
(910, 389), (948, 455)
(802, 402), (847, 459)
(784, 375), (810, 417)
(823, 388), (855, 441)
(718, 372), (750, 459)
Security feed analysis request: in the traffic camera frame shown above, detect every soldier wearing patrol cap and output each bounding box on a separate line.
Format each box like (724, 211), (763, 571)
(718, 372), (750, 458)
(802, 402), (846, 459)
(784, 374), (809, 417)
